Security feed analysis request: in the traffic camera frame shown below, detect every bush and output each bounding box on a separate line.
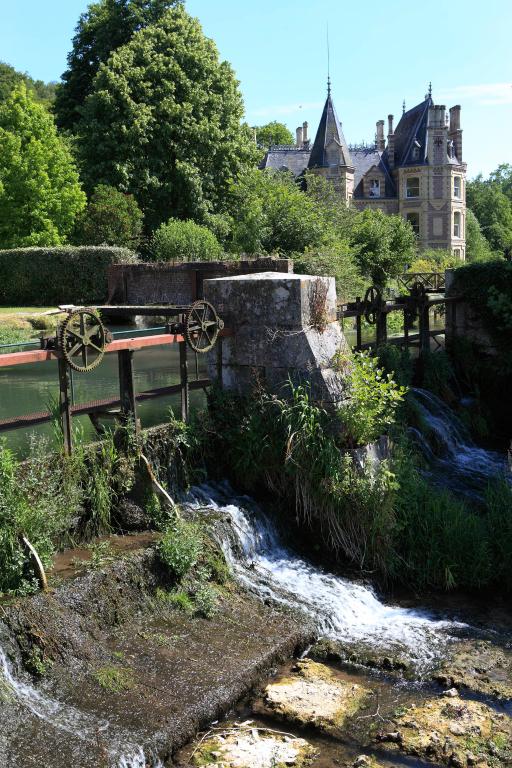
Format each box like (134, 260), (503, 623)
(334, 351), (407, 448)
(0, 246), (138, 305)
(151, 218), (223, 262)
(157, 518), (203, 579)
(73, 185), (143, 249)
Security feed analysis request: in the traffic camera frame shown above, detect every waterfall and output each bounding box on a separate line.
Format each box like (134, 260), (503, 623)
(186, 483), (465, 673)
(0, 645), (161, 767)
(410, 388), (509, 498)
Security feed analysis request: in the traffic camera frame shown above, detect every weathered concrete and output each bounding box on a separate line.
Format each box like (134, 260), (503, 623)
(204, 272), (350, 405)
(107, 257), (293, 306)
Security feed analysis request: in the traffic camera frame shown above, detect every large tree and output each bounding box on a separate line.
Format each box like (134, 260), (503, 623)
(77, 5), (257, 229)
(255, 121), (294, 148)
(54, 0), (179, 131)
(0, 86), (86, 248)
(467, 176), (512, 254)
(350, 208), (416, 287)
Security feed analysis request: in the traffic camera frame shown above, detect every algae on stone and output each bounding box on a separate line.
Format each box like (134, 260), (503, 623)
(376, 692), (512, 767)
(433, 640), (512, 701)
(255, 659), (372, 737)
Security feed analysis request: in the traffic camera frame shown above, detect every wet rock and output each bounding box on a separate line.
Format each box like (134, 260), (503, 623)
(113, 498), (153, 531)
(376, 691), (512, 767)
(192, 728), (315, 768)
(255, 659), (372, 738)
(433, 640), (512, 701)
(309, 638), (411, 675)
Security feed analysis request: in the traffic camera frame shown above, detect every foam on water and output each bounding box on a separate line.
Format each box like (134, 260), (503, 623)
(187, 483), (464, 671)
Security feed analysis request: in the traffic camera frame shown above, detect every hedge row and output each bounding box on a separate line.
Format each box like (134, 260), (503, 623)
(0, 246), (138, 306)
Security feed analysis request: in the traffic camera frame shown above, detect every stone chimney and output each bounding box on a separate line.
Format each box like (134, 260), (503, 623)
(387, 114), (395, 169)
(376, 119), (385, 151)
(302, 121), (308, 144)
(296, 126), (303, 147)
(449, 105), (462, 161)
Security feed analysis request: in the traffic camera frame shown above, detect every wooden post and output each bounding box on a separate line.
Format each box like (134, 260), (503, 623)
(355, 297), (362, 350)
(118, 349), (139, 433)
(419, 301), (431, 357)
(376, 304), (388, 346)
(216, 336), (223, 390)
(179, 339), (189, 422)
(58, 357), (73, 455)
(403, 307), (409, 349)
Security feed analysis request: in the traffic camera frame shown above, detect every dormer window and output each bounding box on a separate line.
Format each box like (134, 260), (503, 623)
(406, 177), (420, 198)
(369, 179), (381, 198)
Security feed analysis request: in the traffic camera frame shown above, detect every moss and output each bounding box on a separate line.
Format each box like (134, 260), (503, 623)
(94, 665), (134, 693)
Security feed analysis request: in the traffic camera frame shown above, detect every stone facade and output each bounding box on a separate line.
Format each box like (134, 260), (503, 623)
(261, 87), (467, 259)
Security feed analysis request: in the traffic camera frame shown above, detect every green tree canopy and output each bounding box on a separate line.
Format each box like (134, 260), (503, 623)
(55, 0), (179, 131)
(151, 217), (222, 261)
(0, 61), (56, 107)
(73, 184), (143, 248)
(228, 168), (326, 254)
(77, 5), (257, 230)
(350, 208), (416, 287)
(0, 86), (86, 249)
(465, 209), (494, 262)
(467, 173), (512, 254)
(255, 121), (294, 147)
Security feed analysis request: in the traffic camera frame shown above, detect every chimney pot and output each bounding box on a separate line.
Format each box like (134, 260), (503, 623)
(388, 114), (394, 135)
(302, 121), (308, 143)
(296, 126), (303, 147)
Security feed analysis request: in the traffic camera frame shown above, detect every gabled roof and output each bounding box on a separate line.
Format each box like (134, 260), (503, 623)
(383, 96), (432, 168)
(307, 93), (352, 169)
(259, 146), (311, 177)
(351, 147), (396, 198)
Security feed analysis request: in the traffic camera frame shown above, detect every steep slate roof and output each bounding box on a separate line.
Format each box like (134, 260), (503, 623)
(259, 146), (311, 177)
(383, 96), (432, 167)
(352, 148), (396, 198)
(308, 93), (352, 169)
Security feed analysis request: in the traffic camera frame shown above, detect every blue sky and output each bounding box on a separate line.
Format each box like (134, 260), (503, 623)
(1, 0), (511, 176)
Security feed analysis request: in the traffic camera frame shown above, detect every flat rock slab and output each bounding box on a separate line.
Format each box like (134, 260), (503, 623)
(376, 692), (512, 767)
(192, 727), (314, 768)
(433, 640), (512, 701)
(255, 659), (372, 738)
(0, 550), (313, 768)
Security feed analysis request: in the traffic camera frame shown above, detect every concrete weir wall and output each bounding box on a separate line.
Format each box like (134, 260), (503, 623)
(204, 271), (350, 406)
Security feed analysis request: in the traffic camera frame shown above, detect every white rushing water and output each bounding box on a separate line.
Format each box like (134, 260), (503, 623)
(187, 483), (464, 672)
(0, 645), (161, 767)
(410, 388), (509, 498)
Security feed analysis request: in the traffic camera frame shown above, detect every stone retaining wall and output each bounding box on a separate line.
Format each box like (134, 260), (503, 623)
(107, 257), (293, 306)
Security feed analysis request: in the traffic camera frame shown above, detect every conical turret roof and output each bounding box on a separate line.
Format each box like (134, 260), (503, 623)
(308, 90), (352, 169)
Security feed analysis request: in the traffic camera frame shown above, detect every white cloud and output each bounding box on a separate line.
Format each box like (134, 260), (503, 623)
(250, 100), (324, 118)
(436, 83), (512, 106)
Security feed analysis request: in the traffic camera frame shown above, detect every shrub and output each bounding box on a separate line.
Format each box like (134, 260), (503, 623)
(151, 218), (223, 262)
(0, 245), (138, 305)
(193, 582), (218, 618)
(376, 344), (413, 388)
(335, 351), (407, 447)
(157, 518), (203, 579)
(73, 184), (143, 249)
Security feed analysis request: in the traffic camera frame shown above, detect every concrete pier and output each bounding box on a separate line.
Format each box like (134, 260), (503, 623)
(204, 272), (350, 405)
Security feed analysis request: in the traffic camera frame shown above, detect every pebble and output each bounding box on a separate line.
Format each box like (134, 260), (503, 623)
(442, 688), (459, 697)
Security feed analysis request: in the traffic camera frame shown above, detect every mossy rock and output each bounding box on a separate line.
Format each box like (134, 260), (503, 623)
(376, 692), (512, 767)
(254, 659), (372, 738)
(432, 640), (512, 701)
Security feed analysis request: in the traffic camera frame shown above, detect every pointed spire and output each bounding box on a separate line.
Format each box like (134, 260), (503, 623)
(327, 75), (331, 97)
(308, 87), (352, 170)
(402, 99), (406, 115)
(429, 81), (432, 97)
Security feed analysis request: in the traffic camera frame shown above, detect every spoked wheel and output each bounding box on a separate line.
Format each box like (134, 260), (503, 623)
(184, 300), (224, 353)
(58, 309), (107, 372)
(363, 286), (382, 325)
